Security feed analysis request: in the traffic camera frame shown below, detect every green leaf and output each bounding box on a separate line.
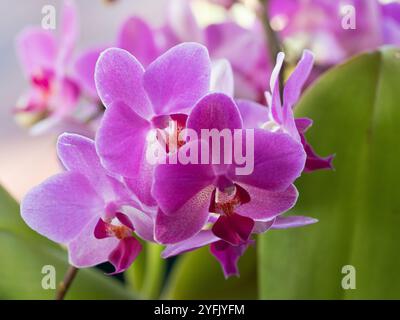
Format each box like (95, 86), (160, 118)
(0, 184), (135, 299)
(163, 245), (257, 299)
(126, 242), (165, 299)
(259, 47), (400, 299)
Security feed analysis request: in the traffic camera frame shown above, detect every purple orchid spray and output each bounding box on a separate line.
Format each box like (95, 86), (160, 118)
(20, 41), (328, 278)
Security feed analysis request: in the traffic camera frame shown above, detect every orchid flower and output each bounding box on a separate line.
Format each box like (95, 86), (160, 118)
(238, 50), (334, 172)
(21, 133), (154, 274)
(152, 92), (306, 244)
(94, 43), (211, 207)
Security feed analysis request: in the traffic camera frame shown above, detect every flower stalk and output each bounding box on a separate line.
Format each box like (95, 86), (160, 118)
(55, 266), (79, 300)
(258, 0), (285, 96)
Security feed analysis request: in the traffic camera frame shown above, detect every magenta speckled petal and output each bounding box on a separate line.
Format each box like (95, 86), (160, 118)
(235, 183), (298, 220)
(155, 185), (215, 244)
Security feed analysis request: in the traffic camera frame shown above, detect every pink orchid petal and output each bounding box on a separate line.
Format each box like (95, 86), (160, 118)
(21, 172), (102, 244)
(283, 50), (314, 110)
(232, 129), (306, 191)
(74, 47), (105, 99)
(153, 143), (215, 215)
(235, 183), (298, 220)
(143, 42), (211, 115)
(68, 217), (119, 268)
(271, 215), (318, 229)
(210, 240), (253, 278)
(212, 213), (254, 246)
(117, 16), (159, 67)
(96, 101), (151, 179)
(162, 230), (219, 258)
(16, 27), (57, 76)
(236, 99), (268, 129)
(187, 92), (243, 134)
(108, 237), (142, 274)
(57, 133), (130, 202)
(155, 185), (215, 244)
(58, 0), (78, 66)
(95, 48), (153, 119)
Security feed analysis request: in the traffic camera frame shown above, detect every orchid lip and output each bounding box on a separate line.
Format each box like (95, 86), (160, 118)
(94, 212), (135, 240)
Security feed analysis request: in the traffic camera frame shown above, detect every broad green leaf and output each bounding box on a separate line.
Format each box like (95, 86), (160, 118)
(126, 242), (165, 299)
(259, 47), (400, 299)
(0, 184), (135, 299)
(163, 245), (257, 299)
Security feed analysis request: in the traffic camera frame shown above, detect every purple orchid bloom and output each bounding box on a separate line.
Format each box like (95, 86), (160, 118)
(238, 50), (334, 172)
(163, 215), (317, 278)
(94, 43), (211, 207)
(152, 92), (306, 246)
(21, 133), (154, 274)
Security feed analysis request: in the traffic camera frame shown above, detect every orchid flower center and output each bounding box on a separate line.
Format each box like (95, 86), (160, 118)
(209, 184), (254, 246)
(152, 114), (188, 153)
(210, 184), (250, 217)
(94, 212), (134, 241)
(31, 69), (54, 93)
(106, 222), (132, 240)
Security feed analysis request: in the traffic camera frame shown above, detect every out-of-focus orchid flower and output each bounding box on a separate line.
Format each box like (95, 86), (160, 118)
(238, 50), (334, 172)
(152, 92), (306, 246)
(165, 0), (271, 101)
(15, 1), (105, 136)
(21, 133), (154, 274)
(15, 1), (81, 134)
(269, 0), (400, 66)
(114, 0), (271, 102)
(94, 43), (211, 207)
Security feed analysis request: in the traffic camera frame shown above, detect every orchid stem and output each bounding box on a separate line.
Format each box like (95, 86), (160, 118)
(258, 0), (285, 96)
(55, 266), (79, 300)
